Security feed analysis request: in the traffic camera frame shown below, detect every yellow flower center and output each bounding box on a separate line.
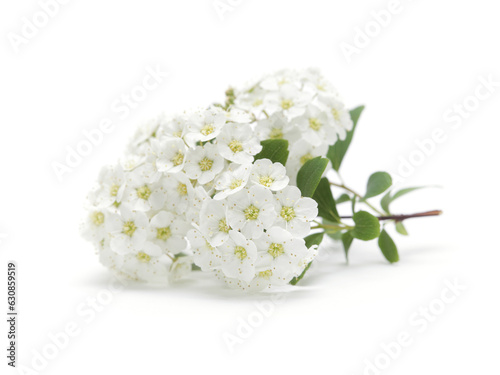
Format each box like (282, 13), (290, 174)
(300, 153), (313, 165)
(136, 252), (151, 263)
(253, 99), (263, 107)
(309, 117), (322, 131)
(259, 269), (273, 279)
(122, 221), (137, 237)
(259, 176), (274, 187)
(268, 243), (285, 258)
(229, 140), (243, 153)
(157, 227), (172, 241)
(269, 128), (283, 139)
(113, 201), (121, 208)
(110, 184), (120, 197)
(199, 157), (214, 172)
(234, 246), (247, 260)
(92, 212), (105, 226)
(177, 183), (188, 196)
(280, 206), (296, 222)
(332, 108), (340, 121)
(244, 205), (260, 220)
(172, 152), (184, 166)
(281, 99), (294, 110)
(201, 124), (215, 136)
(136, 185), (152, 200)
(219, 219), (230, 233)
(230, 179), (243, 190)
(173, 130), (183, 138)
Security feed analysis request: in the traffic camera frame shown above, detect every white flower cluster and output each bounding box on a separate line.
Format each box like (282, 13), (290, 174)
(81, 68), (351, 291)
(232, 68), (353, 184)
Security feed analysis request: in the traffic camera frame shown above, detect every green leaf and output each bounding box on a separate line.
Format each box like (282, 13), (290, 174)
(326, 230), (343, 241)
(381, 186), (428, 213)
(312, 178), (340, 223)
(342, 232), (354, 262)
(365, 172), (392, 199)
(395, 221), (409, 236)
(380, 191), (392, 214)
(326, 106), (365, 171)
(378, 229), (399, 263)
(296, 157), (329, 198)
(304, 232), (324, 249)
(336, 194), (351, 204)
(351, 211), (380, 241)
(254, 139), (289, 166)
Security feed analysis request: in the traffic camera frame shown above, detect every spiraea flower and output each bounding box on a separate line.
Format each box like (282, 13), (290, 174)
(82, 68), (353, 291)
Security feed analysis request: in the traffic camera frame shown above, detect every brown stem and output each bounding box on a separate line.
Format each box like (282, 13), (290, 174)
(340, 210), (443, 222)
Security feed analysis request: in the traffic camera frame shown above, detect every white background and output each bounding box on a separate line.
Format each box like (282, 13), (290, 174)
(1, 0), (499, 374)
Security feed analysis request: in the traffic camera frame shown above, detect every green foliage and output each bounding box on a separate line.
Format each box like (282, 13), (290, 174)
(378, 229), (399, 263)
(327, 106), (365, 171)
(254, 139), (289, 166)
(342, 232), (354, 262)
(395, 221), (409, 236)
(365, 172), (392, 199)
(351, 211), (380, 241)
(304, 232), (325, 249)
(296, 157), (329, 198)
(381, 186), (427, 213)
(336, 194), (351, 204)
(313, 178), (340, 223)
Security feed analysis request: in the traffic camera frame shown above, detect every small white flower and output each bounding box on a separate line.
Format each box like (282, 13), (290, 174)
(153, 138), (187, 173)
(80, 208), (108, 243)
(185, 108), (226, 145)
(249, 159), (289, 191)
(148, 211), (190, 254)
(213, 163), (251, 200)
(217, 123), (262, 164)
(157, 114), (187, 139)
(106, 208), (149, 255)
(120, 244), (170, 284)
(318, 94), (353, 141)
(264, 84), (312, 118)
(218, 230), (258, 282)
(254, 227), (309, 284)
(293, 105), (337, 145)
(226, 185), (277, 239)
(255, 112), (300, 143)
(129, 117), (160, 149)
(169, 256), (193, 283)
(93, 165), (127, 208)
(274, 186), (318, 237)
(186, 186), (210, 227)
(199, 199), (231, 246)
(187, 229), (222, 272)
(183, 144), (224, 184)
(162, 173), (194, 214)
(121, 178), (166, 212)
